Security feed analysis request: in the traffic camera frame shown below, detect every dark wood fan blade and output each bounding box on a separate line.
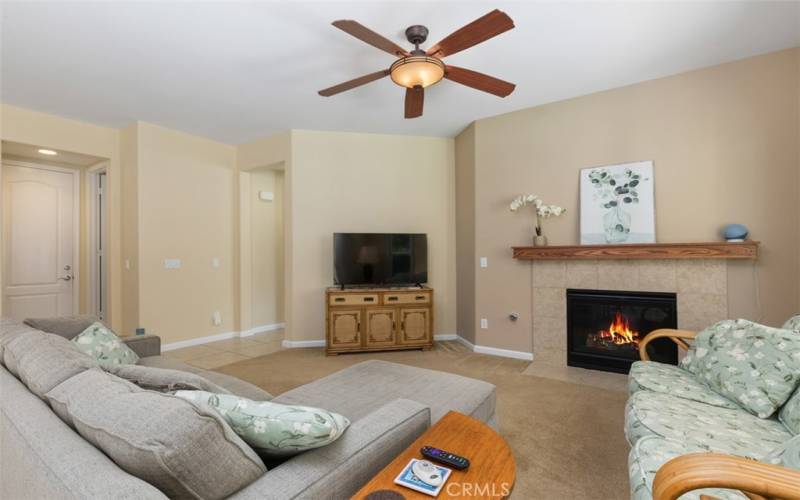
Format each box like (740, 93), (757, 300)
(332, 20), (409, 57)
(318, 70), (390, 97)
(427, 9), (514, 58)
(404, 86), (424, 118)
(445, 65), (515, 97)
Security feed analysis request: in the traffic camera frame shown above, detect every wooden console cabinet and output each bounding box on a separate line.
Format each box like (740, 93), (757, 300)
(325, 287), (434, 355)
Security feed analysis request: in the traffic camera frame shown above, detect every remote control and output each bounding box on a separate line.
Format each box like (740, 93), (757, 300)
(420, 446), (470, 470)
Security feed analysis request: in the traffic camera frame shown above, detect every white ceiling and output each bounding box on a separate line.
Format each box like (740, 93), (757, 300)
(2, 2), (798, 144)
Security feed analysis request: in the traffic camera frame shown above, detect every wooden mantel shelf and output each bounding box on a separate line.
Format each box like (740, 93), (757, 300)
(512, 241), (759, 260)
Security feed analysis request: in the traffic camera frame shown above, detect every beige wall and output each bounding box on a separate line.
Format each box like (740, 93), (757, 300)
(120, 123), (139, 335)
(0, 104), (123, 332)
(454, 124), (476, 344)
(458, 48), (800, 354)
(135, 122), (238, 344)
(249, 168), (284, 327)
(288, 130), (457, 341)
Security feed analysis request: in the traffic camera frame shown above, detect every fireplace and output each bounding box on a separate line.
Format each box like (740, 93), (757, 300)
(566, 289), (678, 373)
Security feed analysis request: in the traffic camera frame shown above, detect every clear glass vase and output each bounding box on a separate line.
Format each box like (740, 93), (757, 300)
(603, 205), (631, 243)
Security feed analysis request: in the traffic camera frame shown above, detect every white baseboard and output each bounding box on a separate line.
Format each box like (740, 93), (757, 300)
(282, 339), (326, 348)
(473, 344), (533, 361)
(240, 322), (285, 337)
(162, 330), (240, 352)
(433, 333), (458, 341)
(454, 335), (475, 351)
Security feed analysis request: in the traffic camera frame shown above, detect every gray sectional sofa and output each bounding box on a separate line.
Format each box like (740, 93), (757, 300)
(0, 317), (497, 499)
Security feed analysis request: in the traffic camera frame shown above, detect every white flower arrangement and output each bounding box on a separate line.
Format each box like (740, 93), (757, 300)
(509, 194), (566, 237)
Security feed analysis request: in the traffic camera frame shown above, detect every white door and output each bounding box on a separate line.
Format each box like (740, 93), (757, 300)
(3, 163), (78, 320)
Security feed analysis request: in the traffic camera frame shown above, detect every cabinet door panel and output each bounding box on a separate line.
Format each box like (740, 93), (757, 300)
(365, 309), (396, 347)
(399, 308), (430, 344)
(329, 309), (362, 347)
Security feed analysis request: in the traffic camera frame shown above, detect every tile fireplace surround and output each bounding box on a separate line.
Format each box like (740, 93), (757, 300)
(531, 259), (730, 368)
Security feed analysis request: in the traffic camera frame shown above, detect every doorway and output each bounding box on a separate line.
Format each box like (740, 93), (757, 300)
(238, 165), (286, 336)
(2, 160), (80, 319)
(88, 167), (108, 320)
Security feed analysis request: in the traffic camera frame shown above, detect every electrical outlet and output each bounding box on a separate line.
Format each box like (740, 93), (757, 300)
(480, 257), (488, 268)
(480, 318), (488, 329)
(212, 311), (222, 326)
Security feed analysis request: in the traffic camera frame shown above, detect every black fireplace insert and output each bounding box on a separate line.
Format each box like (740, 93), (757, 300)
(566, 289), (677, 373)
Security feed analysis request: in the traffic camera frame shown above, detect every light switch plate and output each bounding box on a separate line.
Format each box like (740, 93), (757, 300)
(164, 259), (181, 269)
(211, 257), (220, 269)
(480, 257), (488, 268)
(480, 318), (488, 329)
(258, 191), (274, 201)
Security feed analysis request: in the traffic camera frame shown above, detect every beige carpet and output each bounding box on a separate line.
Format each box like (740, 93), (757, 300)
(216, 343), (630, 499)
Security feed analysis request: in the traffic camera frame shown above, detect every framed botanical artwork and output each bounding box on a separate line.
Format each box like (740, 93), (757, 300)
(580, 161), (655, 244)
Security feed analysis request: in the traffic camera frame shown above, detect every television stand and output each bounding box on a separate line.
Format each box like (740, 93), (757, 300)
(325, 286), (434, 355)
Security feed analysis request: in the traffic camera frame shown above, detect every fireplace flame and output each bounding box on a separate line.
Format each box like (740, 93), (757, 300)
(594, 311), (640, 348)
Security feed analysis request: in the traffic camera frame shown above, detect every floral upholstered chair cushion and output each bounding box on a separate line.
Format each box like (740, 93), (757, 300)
(628, 361), (739, 410)
(784, 314), (800, 332)
(174, 390), (350, 456)
(679, 319), (800, 418)
(628, 436), (747, 500)
(625, 390), (792, 458)
(780, 389), (800, 435)
(71, 322), (139, 366)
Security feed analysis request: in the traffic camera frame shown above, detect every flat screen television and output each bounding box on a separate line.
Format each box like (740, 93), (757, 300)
(334, 233), (427, 287)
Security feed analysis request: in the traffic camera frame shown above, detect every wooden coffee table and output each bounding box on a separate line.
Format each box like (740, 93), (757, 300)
(353, 411), (516, 499)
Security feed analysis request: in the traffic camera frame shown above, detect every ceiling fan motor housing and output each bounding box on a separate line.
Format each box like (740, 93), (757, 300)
(405, 25), (429, 46)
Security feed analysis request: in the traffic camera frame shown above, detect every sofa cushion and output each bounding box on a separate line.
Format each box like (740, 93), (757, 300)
(628, 361), (739, 410)
(137, 356), (272, 401)
(4, 329), (98, 399)
(271, 360), (495, 425)
(628, 436), (747, 500)
(783, 314), (800, 332)
(45, 369), (266, 500)
(23, 315), (98, 340)
(104, 363), (232, 394)
(72, 322), (139, 366)
(175, 390), (350, 456)
(625, 391), (791, 458)
(680, 319), (800, 418)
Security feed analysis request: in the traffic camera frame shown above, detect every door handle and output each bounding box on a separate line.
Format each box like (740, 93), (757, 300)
(59, 275), (73, 281)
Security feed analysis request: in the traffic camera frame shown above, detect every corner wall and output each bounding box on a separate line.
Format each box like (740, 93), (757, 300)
(455, 124), (476, 344)
(288, 130), (457, 342)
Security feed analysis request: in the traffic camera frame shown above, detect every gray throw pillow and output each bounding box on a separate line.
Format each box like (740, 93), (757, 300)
(46, 369), (266, 499)
(105, 364), (232, 394)
(23, 315), (98, 340)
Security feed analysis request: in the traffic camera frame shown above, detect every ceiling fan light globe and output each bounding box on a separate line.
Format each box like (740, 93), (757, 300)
(390, 56), (445, 89)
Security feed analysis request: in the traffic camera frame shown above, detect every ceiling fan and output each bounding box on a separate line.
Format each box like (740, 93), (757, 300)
(318, 9), (516, 119)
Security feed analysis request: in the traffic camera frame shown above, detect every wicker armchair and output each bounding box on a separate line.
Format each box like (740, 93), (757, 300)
(638, 329), (800, 500)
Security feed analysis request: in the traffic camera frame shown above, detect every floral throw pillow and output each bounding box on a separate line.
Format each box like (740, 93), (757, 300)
(784, 315), (800, 333)
(680, 319), (800, 418)
(71, 322), (139, 366)
(174, 390), (350, 456)
(780, 388), (800, 435)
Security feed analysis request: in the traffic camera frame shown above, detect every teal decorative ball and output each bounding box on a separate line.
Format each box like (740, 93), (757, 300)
(722, 224), (748, 241)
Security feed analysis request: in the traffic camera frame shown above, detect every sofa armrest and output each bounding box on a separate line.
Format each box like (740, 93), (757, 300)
(230, 398), (431, 500)
(639, 329), (697, 361)
(653, 452), (800, 500)
(122, 335), (161, 358)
